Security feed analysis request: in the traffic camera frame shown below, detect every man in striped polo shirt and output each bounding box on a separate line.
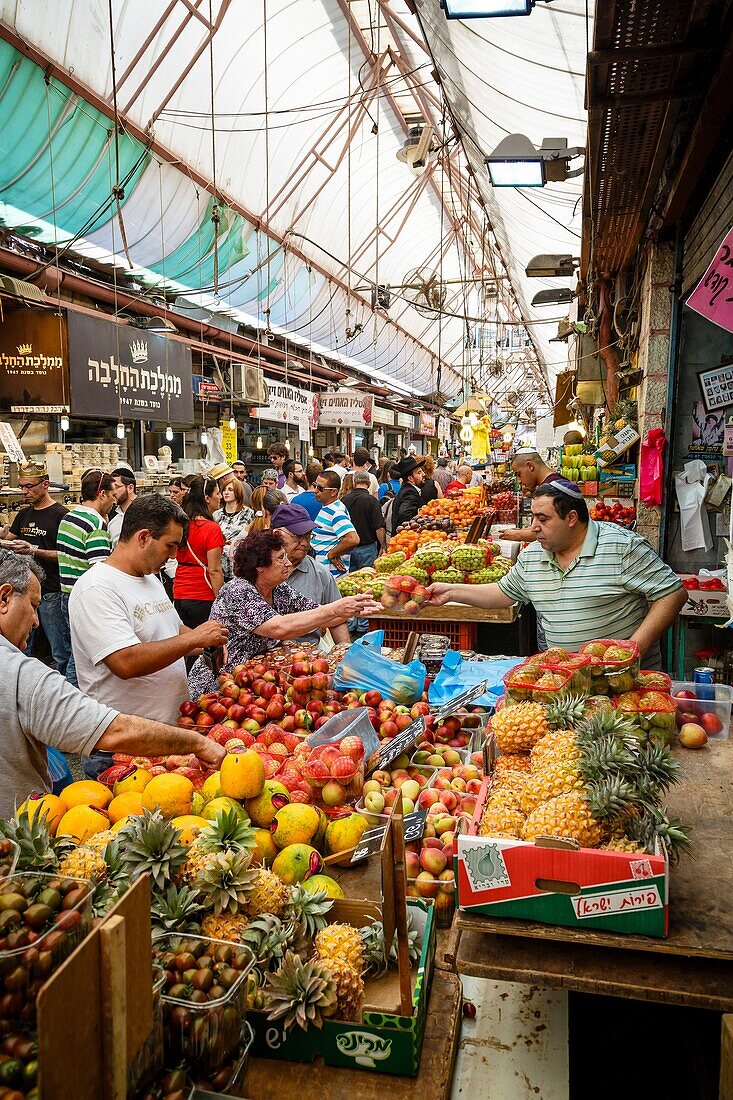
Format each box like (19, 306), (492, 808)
(311, 470), (359, 577)
(427, 482), (686, 669)
(57, 470), (115, 685)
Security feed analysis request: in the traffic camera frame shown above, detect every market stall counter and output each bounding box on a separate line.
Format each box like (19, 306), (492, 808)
(445, 737), (733, 1011)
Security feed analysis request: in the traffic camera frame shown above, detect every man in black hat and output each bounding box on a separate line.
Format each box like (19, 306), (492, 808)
(391, 456), (426, 534)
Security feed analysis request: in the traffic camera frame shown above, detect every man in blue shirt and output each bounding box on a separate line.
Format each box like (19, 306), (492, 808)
(294, 462), (323, 520)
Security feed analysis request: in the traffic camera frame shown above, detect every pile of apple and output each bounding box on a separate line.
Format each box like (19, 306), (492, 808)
(301, 737), (366, 806)
(673, 688), (725, 749)
(360, 757), (435, 817)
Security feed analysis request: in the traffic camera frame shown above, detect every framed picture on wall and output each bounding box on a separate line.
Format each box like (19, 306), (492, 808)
(314, 431), (327, 447)
(698, 364), (733, 411)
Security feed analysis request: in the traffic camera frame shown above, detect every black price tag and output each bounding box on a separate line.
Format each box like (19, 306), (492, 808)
(374, 716), (426, 771)
(350, 811), (427, 864)
(432, 681), (488, 722)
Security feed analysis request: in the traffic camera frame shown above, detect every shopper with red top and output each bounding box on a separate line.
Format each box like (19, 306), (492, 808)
(173, 475), (225, 630)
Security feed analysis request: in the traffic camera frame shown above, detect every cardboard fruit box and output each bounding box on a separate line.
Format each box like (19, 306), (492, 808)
(456, 773), (669, 938)
(248, 897), (436, 1075)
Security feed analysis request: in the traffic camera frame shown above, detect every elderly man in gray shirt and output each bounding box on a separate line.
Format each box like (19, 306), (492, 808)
(0, 550), (224, 816)
(270, 503), (350, 646)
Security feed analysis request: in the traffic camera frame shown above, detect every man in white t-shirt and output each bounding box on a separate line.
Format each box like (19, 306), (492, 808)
(69, 495), (228, 773)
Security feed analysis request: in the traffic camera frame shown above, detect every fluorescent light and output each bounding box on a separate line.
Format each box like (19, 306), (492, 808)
(200, 428), (208, 445)
(228, 415), (236, 430)
(443, 0), (532, 16)
(165, 425), (174, 441)
(60, 413), (69, 432)
(486, 134), (544, 187)
(116, 421), (125, 439)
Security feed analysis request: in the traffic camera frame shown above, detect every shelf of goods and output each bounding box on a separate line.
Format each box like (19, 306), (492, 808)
(1, 640), (489, 1094)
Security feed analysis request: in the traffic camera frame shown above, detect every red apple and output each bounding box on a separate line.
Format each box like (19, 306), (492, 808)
(179, 701), (198, 717)
(394, 714), (413, 732)
(411, 701), (431, 718)
(700, 711), (723, 736)
(364, 690), (383, 708)
(674, 689), (696, 700)
(380, 721), (398, 739)
(177, 717), (195, 729)
(195, 712), (214, 727)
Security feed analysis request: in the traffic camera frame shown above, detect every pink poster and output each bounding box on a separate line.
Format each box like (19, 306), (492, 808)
(687, 225), (733, 331)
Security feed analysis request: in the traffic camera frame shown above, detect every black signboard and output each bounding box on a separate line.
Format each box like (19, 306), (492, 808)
(0, 311), (68, 413)
(351, 811), (427, 863)
(374, 716), (426, 772)
(432, 681), (488, 723)
(67, 312), (194, 424)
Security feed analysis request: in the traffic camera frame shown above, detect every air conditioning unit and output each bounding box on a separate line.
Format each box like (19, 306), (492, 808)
(231, 363), (269, 406)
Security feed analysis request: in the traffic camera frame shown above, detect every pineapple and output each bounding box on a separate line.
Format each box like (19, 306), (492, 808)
(201, 912), (250, 942)
(245, 867), (291, 919)
(151, 884), (204, 942)
(59, 844), (108, 883)
(0, 810), (58, 870)
(522, 778), (641, 848)
(601, 836), (645, 853)
(241, 914), (294, 968)
(627, 807), (691, 865)
(266, 951), (338, 1031)
(545, 694), (586, 730)
(284, 885), (333, 952)
(196, 850), (257, 915)
(530, 730), (579, 770)
(84, 829), (118, 852)
(323, 958), (364, 1021)
(479, 806), (525, 839)
(179, 809), (256, 885)
(389, 911), (422, 966)
(493, 754), (532, 775)
(491, 702), (550, 753)
(360, 920), (388, 975)
(315, 923), (365, 975)
(117, 810), (187, 890)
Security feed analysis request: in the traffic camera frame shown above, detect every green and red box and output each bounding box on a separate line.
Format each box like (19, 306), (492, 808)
(456, 776), (669, 937)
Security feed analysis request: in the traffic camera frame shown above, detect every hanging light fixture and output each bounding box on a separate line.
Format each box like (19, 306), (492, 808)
(228, 415), (236, 431)
(442, 1), (553, 19)
(200, 427), (208, 446)
(60, 413), (70, 433)
(165, 425), (174, 442)
(116, 421), (125, 440)
(256, 435), (263, 450)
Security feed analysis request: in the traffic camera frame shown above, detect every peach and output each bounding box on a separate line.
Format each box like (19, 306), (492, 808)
(364, 791), (385, 814)
(450, 777), (467, 793)
(434, 815), (457, 836)
(439, 790), (459, 812)
(427, 803), (445, 817)
(442, 748), (462, 766)
(415, 870), (439, 898)
(400, 779), (421, 803)
(405, 850), (421, 877)
(466, 778), (483, 795)
(383, 788), (400, 807)
(678, 723), (708, 749)
(418, 789), (441, 809)
(420, 847), (447, 875)
(422, 836), (444, 850)
(372, 770), (392, 787)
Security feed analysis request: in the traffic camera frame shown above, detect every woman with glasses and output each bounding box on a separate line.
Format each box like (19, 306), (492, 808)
(173, 476), (225, 632)
(187, 529), (380, 697)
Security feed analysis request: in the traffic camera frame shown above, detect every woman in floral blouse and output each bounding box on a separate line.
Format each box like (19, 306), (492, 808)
(188, 529), (379, 697)
(213, 478), (254, 580)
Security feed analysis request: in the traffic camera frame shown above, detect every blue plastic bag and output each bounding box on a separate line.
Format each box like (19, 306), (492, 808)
(428, 651), (524, 710)
(47, 746), (73, 794)
(333, 631), (427, 705)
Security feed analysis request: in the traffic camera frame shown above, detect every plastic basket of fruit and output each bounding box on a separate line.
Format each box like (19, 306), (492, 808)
(672, 682), (731, 741)
(614, 690), (678, 744)
(134, 1068), (195, 1100)
(302, 740), (366, 806)
(539, 656), (592, 696)
(0, 840), (19, 880)
(191, 1020), (253, 1095)
(636, 670), (672, 692)
(380, 575), (429, 615)
(127, 966), (166, 1096)
(579, 639), (640, 694)
(154, 935), (255, 1074)
(503, 664), (572, 705)
(0, 872), (93, 1024)
(356, 763), (437, 821)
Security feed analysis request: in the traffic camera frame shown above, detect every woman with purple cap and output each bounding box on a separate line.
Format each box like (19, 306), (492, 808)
(187, 508), (380, 696)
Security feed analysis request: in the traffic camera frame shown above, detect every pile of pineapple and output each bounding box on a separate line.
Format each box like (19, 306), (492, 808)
(480, 693), (691, 859)
(0, 806), (422, 1035)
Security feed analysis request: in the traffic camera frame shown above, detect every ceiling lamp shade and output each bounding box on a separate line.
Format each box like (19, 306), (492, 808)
(442, 0), (533, 16)
(526, 254), (577, 278)
(486, 134), (544, 187)
(531, 288), (576, 307)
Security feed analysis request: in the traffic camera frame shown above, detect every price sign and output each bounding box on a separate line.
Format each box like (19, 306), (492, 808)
(374, 716), (426, 772)
(350, 811), (427, 864)
(432, 681), (488, 723)
(0, 423), (27, 466)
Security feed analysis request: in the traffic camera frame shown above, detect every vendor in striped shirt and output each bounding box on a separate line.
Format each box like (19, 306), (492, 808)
(426, 481), (686, 669)
(56, 470), (114, 685)
(310, 470), (359, 576)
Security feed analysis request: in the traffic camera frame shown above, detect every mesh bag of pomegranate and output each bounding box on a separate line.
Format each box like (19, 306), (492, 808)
(539, 654), (592, 695)
(578, 639), (640, 694)
(635, 669), (672, 692)
(613, 689), (677, 744)
(503, 663), (572, 705)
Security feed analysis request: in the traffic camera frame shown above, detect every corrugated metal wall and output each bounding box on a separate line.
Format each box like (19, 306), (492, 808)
(683, 149), (733, 295)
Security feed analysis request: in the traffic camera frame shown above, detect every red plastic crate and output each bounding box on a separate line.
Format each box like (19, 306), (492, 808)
(370, 617), (477, 651)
